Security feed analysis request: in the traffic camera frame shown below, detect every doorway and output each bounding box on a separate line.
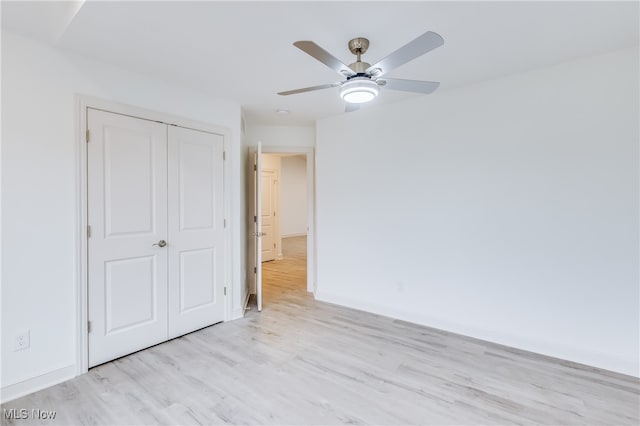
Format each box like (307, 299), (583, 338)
(261, 154), (308, 303)
(248, 145), (315, 312)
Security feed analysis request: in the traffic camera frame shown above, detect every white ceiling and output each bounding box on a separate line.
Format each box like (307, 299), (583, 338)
(2, 1), (638, 125)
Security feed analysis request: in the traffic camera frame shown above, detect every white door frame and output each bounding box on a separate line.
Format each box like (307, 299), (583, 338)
(75, 95), (232, 375)
(260, 146), (316, 294)
(255, 142), (263, 311)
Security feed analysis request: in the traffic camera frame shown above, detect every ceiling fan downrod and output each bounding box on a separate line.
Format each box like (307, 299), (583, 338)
(347, 37), (373, 76)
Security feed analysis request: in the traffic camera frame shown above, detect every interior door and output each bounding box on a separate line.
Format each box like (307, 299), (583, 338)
(87, 109), (169, 367)
(255, 142), (263, 311)
(261, 169), (277, 262)
(167, 126), (225, 338)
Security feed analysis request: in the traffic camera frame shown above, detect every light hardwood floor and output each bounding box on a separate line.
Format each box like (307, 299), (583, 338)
(2, 236), (639, 425)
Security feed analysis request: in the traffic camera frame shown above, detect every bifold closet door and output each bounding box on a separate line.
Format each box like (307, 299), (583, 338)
(167, 126), (225, 338)
(87, 109), (169, 367)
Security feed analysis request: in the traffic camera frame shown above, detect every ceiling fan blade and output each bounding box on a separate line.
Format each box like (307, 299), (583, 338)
(293, 41), (356, 77)
(366, 31), (444, 77)
(345, 103), (360, 113)
(378, 78), (440, 94)
(278, 82), (341, 96)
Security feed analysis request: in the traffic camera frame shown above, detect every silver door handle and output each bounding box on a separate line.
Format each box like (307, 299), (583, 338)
(153, 240), (167, 247)
(254, 232), (267, 237)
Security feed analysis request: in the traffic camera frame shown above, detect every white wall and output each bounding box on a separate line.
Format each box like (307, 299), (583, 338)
(315, 47), (639, 376)
(280, 156), (308, 237)
(1, 31), (244, 399)
(245, 125), (315, 148)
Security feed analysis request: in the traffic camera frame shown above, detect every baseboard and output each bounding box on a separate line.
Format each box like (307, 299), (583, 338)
(282, 233), (307, 238)
(314, 290), (639, 378)
(230, 306), (245, 320)
(1, 364), (76, 404)
(243, 291), (250, 312)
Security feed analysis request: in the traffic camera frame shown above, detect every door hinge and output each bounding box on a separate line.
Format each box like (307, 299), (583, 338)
(87, 225), (91, 238)
(223, 151), (226, 161)
(273, 243), (276, 248)
(224, 287), (227, 296)
(224, 219), (227, 228)
(273, 211), (276, 217)
(254, 215), (257, 223)
(254, 267), (257, 273)
(87, 321), (92, 333)
(253, 164), (257, 171)
(86, 129), (90, 143)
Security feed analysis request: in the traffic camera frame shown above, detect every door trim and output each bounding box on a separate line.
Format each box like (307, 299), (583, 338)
(75, 95), (232, 375)
(260, 146), (316, 294)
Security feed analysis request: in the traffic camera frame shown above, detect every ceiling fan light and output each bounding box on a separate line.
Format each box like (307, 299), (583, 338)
(340, 78), (379, 104)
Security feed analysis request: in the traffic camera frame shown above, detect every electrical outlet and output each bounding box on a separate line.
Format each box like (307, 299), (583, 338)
(14, 330), (30, 351)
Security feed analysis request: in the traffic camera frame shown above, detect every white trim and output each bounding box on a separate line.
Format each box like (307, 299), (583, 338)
(243, 291), (251, 311)
(260, 146), (316, 294)
(75, 95), (232, 376)
(231, 279), (251, 320)
(0, 365), (76, 404)
(230, 306), (245, 320)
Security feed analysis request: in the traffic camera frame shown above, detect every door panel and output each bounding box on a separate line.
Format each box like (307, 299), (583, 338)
(88, 109), (168, 367)
(179, 248), (216, 312)
(168, 126), (225, 338)
(105, 256), (156, 333)
(179, 142), (215, 230)
(103, 127), (156, 236)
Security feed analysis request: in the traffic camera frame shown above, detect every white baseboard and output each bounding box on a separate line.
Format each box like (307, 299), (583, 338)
(230, 306), (244, 320)
(282, 233), (307, 238)
(314, 290), (639, 378)
(1, 364), (76, 404)
(230, 292), (251, 320)
(243, 292), (250, 311)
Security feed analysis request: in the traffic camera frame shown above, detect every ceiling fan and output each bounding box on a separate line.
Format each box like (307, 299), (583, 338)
(278, 31), (444, 112)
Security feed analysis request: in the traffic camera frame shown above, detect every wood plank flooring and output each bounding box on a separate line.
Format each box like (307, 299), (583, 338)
(2, 236), (639, 425)
(261, 235), (307, 302)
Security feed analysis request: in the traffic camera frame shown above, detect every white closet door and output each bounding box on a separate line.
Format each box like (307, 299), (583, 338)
(87, 109), (169, 367)
(167, 126), (225, 338)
